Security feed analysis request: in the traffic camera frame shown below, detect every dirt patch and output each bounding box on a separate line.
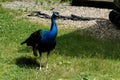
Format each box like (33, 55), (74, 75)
(2, 1), (120, 39)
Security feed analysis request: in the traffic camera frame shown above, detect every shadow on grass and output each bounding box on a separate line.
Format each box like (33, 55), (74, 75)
(19, 19), (120, 60)
(56, 20), (120, 60)
(16, 56), (39, 69)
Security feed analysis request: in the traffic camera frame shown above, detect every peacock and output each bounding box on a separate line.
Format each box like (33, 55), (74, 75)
(21, 12), (59, 70)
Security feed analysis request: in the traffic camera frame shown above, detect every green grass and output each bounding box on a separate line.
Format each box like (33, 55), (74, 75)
(0, 7), (120, 80)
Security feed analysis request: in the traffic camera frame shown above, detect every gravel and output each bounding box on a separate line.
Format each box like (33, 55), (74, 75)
(2, 1), (120, 39)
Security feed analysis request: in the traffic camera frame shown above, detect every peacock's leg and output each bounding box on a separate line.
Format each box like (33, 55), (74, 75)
(46, 51), (50, 70)
(32, 44), (38, 57)
(39, 53), (42, 70)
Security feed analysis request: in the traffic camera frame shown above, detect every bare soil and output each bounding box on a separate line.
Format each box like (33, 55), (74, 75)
(2, 1), (120, 39)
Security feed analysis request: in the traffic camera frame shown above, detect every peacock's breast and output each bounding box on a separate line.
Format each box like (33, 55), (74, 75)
(41, 31), (57, 44)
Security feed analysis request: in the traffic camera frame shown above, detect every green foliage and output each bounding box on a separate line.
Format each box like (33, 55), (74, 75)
(0, 7), (120, 80)
(0, 0), (15, 2)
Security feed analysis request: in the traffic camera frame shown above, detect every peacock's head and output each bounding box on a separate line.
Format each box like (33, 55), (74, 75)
(52, 12), (59, 19)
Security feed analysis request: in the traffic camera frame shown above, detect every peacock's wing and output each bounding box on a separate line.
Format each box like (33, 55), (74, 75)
(21, 30), (39, 46)
(21, 29), (49, 46)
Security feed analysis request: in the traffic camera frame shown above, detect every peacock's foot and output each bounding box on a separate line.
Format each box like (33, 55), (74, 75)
(36, 66), (42, 70)
(46, 64), (48, 71)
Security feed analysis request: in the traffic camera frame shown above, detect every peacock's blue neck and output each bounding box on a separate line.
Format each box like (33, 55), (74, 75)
(50, 17), (58, 36)
(41, 16), (58, 44)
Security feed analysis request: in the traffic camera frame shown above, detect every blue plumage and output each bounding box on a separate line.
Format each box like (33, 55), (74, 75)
(21, 12), (59, 70)
(41, 18), (58, 44)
